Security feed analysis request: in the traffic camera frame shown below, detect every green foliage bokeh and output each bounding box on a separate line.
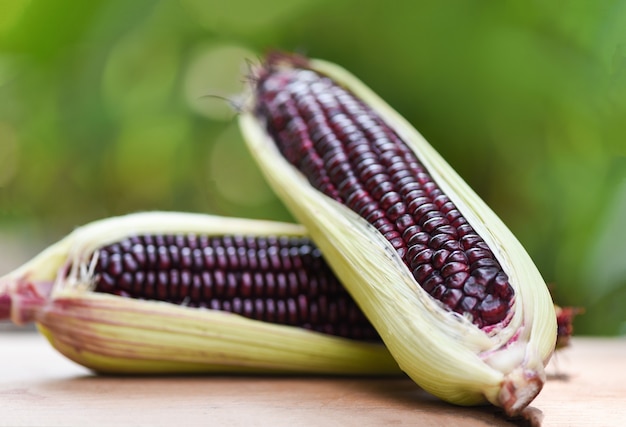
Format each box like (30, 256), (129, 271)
(0, 0), (624, 335)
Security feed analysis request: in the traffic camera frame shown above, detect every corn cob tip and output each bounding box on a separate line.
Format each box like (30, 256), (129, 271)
(493, 345), (546, 417)
(499, 366), (544, 417)
(1, 232), (73, 325)
(0, 273), (53, 325)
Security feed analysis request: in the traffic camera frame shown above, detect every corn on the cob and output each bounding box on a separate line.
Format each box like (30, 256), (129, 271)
(239, 52), (557, 416)
(0, 211), (399, 375)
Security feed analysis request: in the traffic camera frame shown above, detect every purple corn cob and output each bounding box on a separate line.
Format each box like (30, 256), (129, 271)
(91, 233), (380, 341)
(252, 56), (514, 329)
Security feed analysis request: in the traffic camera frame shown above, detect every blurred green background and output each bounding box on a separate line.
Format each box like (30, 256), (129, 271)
(0, 0), (624, 335)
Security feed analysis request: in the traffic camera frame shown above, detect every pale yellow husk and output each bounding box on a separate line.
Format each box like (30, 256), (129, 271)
(37, 292), (398, 375)
(238, 57), (557, 412)
(1, 211), (400, 375)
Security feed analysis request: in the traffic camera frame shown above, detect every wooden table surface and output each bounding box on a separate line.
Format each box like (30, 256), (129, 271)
(0, 332), (623, 427)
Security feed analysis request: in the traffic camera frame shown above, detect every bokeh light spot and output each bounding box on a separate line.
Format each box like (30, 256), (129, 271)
(0, 1), (29, 36)
(181, 0), (317, 34)
(111, 116), (189, 206)
(102, 28), (179, 117)
(184, 43), (255, 121)
(208, 123), (275, 207)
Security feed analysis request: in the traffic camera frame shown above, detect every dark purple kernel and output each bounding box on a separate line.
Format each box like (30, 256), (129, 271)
(432, 284), (446, 299)
(401, 225), (421, 242)
(395, 214), (415, 233)
(232, 297), (243, 315)
(409, 200), (435, 219)
(407, 231), (430, 247)
(389, 237), (406, 252)
(371, 218), (396, 235)
(157, 247), (170, 270)
(131, 245), (146, 266)
(472, 267), (500, 285)
(169, 270), (181, 298)
(226, 246), (240, 270)
(386, 202), (407, 222)
(428, 234), (452, 250)
(432, 194), (449, 209)
(471, 258), (500, 269)
(257, 250), (270, 271)
(432, 249), (450, 269)
(379, 191), (402, 210)
(460, 296), (478, 312)
(441, 239), (463, 252)
(442, 288), (463, 309)
(191, 275), (202, 301)
(448, 250), (469, 264)
(108, 253), (123, 276)
(370, 181), (394, 200)
(122, 253), (138, 272)
(411, 246), (433, 264)
(264, 299), (276, 322)
(225, 272), (238, 298)
(422, 182), (438, 194)
(493, 272), (514, 299)
(98, 251), (110, 270)
(201, 271), (213, 296)
(146, 245), (157, 267)
(131, 273), (144, 297)
(441, 261), (469, 278)
(157, 271), (168, 299)
(433, 225), (458, 237)
(460, 235), (481, 251)
(413, 263), (434, 282)
(463, 276), (486, 299)
(383, 230), (401, 242)
(345, 188), (369, 208)
(168, 245), (180, 266)
(179, 271), (191, 298)
(214, 270), (227, 296)
(216, 247), (229, 270)
(419, 210), (442, 225)
(364, 171), (388, 189)
(422, 272), (443, 293)
(144, 271), (155, 295)
(287, 298), (298, 324)
(477, 294), (507, 324)
(119, 271), (134, 291)
(254, 299), (264, 319)
(446, 271), (470, 289)
(450, 217), (467, 229)
(98, 272), (115, 291)
(397, 180), (422, 197)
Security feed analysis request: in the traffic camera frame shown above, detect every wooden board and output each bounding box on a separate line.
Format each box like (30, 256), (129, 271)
(0, 333), (624, 426)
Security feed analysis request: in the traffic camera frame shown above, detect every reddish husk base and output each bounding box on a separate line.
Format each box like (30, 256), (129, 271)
(0, 279), (52, 325)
